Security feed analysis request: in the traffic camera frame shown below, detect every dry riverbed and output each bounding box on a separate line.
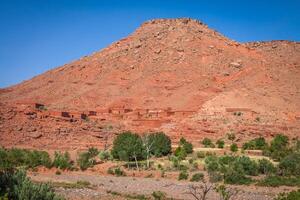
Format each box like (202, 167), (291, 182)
(28, 171), (296, 200)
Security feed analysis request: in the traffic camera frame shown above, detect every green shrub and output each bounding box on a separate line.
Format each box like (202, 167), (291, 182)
(223, 165), (252, 185)
(190, 173), (204, 182)
(148, 132), (172, 157)
(87, 147), (99, 157)
(235, 156), (258, 176)
(242, 137), (267, 150)
(170, 155), (180, 169)
(258, 175), (300, 187)
(178, 170), (189, 180)
(152, 191), (166, 200)
(77, 152), (95, 170)
(204, 155), (220, 172)
(202, 138), (213, 148)
(216, 139), (225, 148)
(179, 137), (193, 154)
(111, 131), (145, 161)
(230, 143), (238, 153)
(52, 151), (72, 170)
(98, 150), (112, 161)
(278, 152), (300, 176)
(274, 189), (300, 200)
(0, 170), (64, 200)
(107, 167), (126, 177)
(258, 159), (276, 175)
(174, 146), (187, 160)
(218, 155), (236, 166)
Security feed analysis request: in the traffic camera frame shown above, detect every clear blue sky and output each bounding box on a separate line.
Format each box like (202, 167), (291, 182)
(0, 0), (299, 88)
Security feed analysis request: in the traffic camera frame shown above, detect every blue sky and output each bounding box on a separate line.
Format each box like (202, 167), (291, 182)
(0, 0), (299, 88)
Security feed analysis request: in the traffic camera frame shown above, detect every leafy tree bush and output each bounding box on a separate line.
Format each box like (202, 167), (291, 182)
(178, 170), (189, 180)
(190, 173), (204, 182)
(265, 134), (291, 161)
(0, 170), (63, 200)
(52, 151), (72, 170)
(230, 143), (238, 153)
(179, 137), (193, 154)
(111, 131), (145, 162)
(242, 137), (267, 150)
(216, 139), (225, 148)
(148, 132), (171, 157)
(274, 189), (300, 200)
(258, 158), (276, 175)
(278, 152), (300, 176)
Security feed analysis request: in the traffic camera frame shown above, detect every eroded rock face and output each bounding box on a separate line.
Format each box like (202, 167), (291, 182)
(0, 18), (299, 150)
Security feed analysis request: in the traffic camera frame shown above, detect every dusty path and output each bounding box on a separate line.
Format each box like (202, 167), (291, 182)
(28, 171), (294, 200)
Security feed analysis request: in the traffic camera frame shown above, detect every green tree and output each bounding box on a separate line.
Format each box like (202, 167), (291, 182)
(111, 132), (145, 169)
(148, 132), (171, 157)
(278, 152), (300, 176)
(267, 134), (291, 161)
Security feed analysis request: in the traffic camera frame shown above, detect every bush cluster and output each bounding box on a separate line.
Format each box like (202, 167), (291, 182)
(242, 137), (267, 150)
(0, 148), (52, 169)
(0, 170), (63, 200)
(204, 155), (261, 185)
(111, 131), (172, 162)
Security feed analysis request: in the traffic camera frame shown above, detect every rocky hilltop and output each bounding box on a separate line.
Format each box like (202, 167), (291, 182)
(0, 18), (299, 150)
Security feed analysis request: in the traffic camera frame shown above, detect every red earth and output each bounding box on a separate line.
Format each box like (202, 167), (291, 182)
(0, 18), (299, 151)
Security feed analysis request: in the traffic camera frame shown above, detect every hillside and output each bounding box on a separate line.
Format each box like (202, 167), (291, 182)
(0, 18), (299, 150)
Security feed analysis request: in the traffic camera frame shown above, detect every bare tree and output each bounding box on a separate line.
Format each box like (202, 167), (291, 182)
(142, 133), (155, 169)
(187, 181), (214, 200)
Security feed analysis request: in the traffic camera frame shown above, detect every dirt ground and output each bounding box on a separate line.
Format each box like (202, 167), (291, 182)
(29, 171), (297, 200)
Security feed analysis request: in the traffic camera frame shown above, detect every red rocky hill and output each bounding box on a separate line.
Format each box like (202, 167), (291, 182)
(0, 18), (299, 150)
